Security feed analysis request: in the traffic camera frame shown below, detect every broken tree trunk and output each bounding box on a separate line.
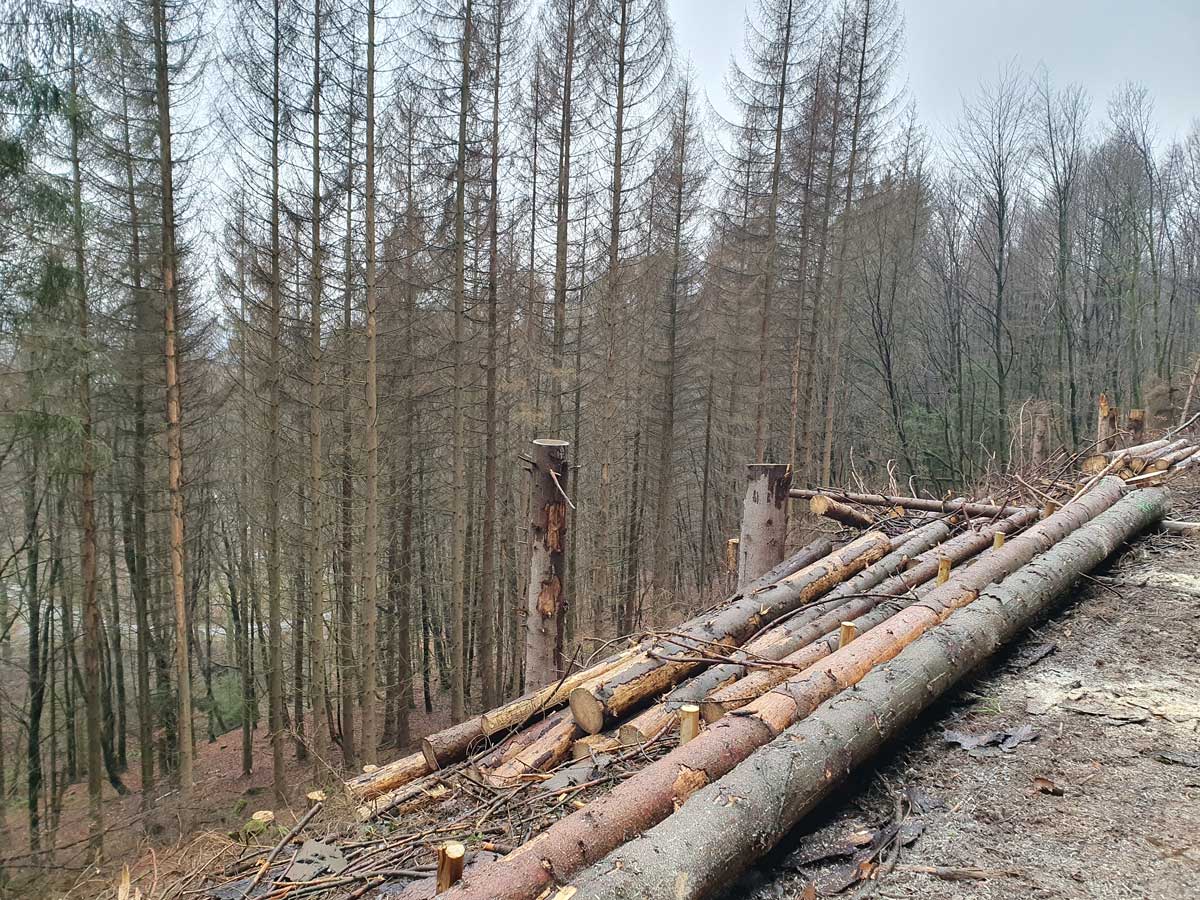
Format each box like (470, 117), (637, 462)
(524, 438), (570, 688)
(1097, 392), (1118, 451)
(808, 495), (874, 529)
(620, 520), (952, 744)
(569, 531), (890, 734)
(440, 481), (1126, 900)
(562, 487), (1169, 900)
(789, 490), (1032, 519)
(736, 463), (792, 590)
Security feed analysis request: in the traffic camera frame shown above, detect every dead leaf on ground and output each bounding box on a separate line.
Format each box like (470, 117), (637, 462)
(1032, 775), (1065, 796)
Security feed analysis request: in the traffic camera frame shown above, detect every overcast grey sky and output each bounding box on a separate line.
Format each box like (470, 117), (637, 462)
(669, 0), (1200, 145)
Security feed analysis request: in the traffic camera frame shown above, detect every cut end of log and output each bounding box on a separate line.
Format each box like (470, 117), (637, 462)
(306, 790), (327, 808)
(569, 686), (607, 735)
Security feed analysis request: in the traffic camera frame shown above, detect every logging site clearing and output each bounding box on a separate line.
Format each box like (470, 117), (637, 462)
(52, 424), (1196, 900)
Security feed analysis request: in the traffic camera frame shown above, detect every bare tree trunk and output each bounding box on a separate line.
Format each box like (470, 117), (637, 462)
(307, 0), (328, 769)
(448, 0), (474, 722)
(361, 0), (380, 764)
(524, 440), (569, 689)
(66, 4), (103, 854)
(151, 0), (193, 815)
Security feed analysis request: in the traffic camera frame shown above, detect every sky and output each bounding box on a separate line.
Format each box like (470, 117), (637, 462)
(668, 0), (1200, 147)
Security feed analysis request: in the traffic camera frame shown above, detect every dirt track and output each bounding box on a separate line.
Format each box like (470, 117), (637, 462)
(728, 490), (1200, 900)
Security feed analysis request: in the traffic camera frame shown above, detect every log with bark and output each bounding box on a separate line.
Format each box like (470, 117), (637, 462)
(562, 487), (1169, 900)
(618, 520), (952, 744)
(568, 531), (891, 734)
(485, 715), (579, 788)
(439, 480), (1126, 900)
(808, 495), (874, 529)
(789, 489), (1032, 519)
(345, 647), (638, 800)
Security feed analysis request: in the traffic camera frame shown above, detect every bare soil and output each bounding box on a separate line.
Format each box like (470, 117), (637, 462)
(727, 493), (1200, 900)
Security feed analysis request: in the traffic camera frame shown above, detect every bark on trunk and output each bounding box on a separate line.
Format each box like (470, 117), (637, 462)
(563, 488), (1169, 900)
(736, 464), (792, 590)
(789, 490), (1033, 519)
(441, 480), (1127, 900)
(569, 531), (890, 734)
(524, 440), (570, 690)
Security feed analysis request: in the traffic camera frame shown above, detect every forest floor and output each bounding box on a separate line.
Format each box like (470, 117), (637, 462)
(1, 694), (455, 899)
(725, 488), (1200, 900)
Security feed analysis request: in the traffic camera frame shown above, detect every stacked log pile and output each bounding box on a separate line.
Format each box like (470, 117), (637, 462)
(194, 475), (1173, 900)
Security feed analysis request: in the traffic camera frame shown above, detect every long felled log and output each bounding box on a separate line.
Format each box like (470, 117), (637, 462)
(564, 488), (1169, 900)
(620, 520), (952, 744)
(568, 531), (891, 734)
(700, 525), (1016, 722)
(789, 489), (1031, 519)
(440, 480), (1126, 900)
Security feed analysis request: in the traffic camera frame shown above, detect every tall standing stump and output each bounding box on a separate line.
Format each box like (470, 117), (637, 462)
(737, 463), (792, 591)
(524, 439), (569, 689)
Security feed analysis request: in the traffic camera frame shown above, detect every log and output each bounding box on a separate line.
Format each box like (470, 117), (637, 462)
(477, 711), (568, 773)
(1131, 437), (1189, 473)
(571, 732), (622, 760)
(808, 495), (874, 529)
(568, 531), (891, 734)
(736, 463), (792, 590)
(564, 487), (1170, 900)
(343, 751), (428, 803)
(480, 648), (637, 737)
(439, 483), (1127, 900)
(1151, 442), (1197, 471)
(524, 438), (570, 689)
(409, 647), (636, 776)
(619, 520), (952, 743)
(747, 536), (834, 589)
(1162, 518), (1200, 537)
(789, 489), (1031, 519)
(485, 715), (579, 788)
(700, 525), (1017, 722)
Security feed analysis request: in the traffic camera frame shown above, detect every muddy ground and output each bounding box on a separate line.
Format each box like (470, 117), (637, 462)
(725, 494), (1200, 900)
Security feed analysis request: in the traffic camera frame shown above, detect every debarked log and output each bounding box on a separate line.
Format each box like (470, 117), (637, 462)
(438, 479), (1128, 900)
(564, 487), (1169, 900)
